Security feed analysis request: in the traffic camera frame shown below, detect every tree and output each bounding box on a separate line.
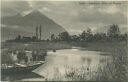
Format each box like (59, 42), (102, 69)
(86, 28), (93, 42)
(93, 33), (107, 41)
(123, 33), (128, 41)
(79, 28), (93, 42)
(119, 33), (128, 41)
(51, 34), (55, 41)
(71, 35), (80, 42)
(58, 32), (71, 41)
(107, 24), (120, 40)
(79, 31), (86, 41)
(87, 28), (92, 35)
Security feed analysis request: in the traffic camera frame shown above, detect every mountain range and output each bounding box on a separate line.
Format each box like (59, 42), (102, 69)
(1, 10), (66, 41)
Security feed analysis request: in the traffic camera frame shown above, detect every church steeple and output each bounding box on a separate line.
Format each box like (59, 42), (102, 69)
(35, 25), (42, 40)
(36, 26), (38, 40)
(39, 25), (42, 40)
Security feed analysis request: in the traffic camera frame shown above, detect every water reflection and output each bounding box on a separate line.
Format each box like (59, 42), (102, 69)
(1, 72), (42, 81)
(33, 48), (110, 80)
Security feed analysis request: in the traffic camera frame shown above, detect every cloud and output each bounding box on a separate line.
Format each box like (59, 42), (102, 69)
(67, 29), (82, 35)
(98, 5), (120, 14)
(1, 1), (31, 16)
(76, 3), (127, 23)
(77, 10), (126, 24)
(1, 1), (127, 34)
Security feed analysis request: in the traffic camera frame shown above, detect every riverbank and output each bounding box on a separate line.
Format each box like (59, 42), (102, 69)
(1, 42), (72, 50)
(2, 41), (127, 53)
(71, 41), (127, 53)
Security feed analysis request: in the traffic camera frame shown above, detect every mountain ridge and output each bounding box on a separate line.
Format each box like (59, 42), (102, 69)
(1, 10), (66, 41)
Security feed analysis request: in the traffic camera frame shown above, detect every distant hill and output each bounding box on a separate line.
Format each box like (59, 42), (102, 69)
(1, 10), (66, 41)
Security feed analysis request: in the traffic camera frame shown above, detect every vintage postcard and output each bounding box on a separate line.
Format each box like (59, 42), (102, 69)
(1, 0), (128, 82)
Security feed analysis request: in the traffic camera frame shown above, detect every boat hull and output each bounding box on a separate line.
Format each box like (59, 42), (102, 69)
(1, 63), (43, 75)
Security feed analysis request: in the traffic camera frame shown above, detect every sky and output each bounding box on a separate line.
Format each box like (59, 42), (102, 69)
(1, 0), (128, 34)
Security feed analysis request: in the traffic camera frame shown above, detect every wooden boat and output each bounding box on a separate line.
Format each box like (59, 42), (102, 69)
(1, 49), (47, 75)
(1, 61), (44, 75)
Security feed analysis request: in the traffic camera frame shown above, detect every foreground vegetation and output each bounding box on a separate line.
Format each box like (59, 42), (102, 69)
(41, 45), (128, 82)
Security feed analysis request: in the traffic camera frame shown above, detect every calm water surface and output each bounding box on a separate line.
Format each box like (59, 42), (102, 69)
(33, 48), (111, 80)
(2, 48), (111, 81)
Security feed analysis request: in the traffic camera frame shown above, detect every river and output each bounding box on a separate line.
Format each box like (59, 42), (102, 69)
(2, 47), (113, 81)
(32, 47), (111, 81)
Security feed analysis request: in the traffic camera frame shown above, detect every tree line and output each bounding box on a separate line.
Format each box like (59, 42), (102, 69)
(7, 24), (127, 42)
(50, 24), (127, 42)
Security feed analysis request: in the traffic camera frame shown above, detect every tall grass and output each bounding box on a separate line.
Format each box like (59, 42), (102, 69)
(95, 47), (128, 82)
(43, 47), (128, 81)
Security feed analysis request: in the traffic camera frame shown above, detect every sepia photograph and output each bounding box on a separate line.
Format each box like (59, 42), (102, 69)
(1, 0), (128, 82)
